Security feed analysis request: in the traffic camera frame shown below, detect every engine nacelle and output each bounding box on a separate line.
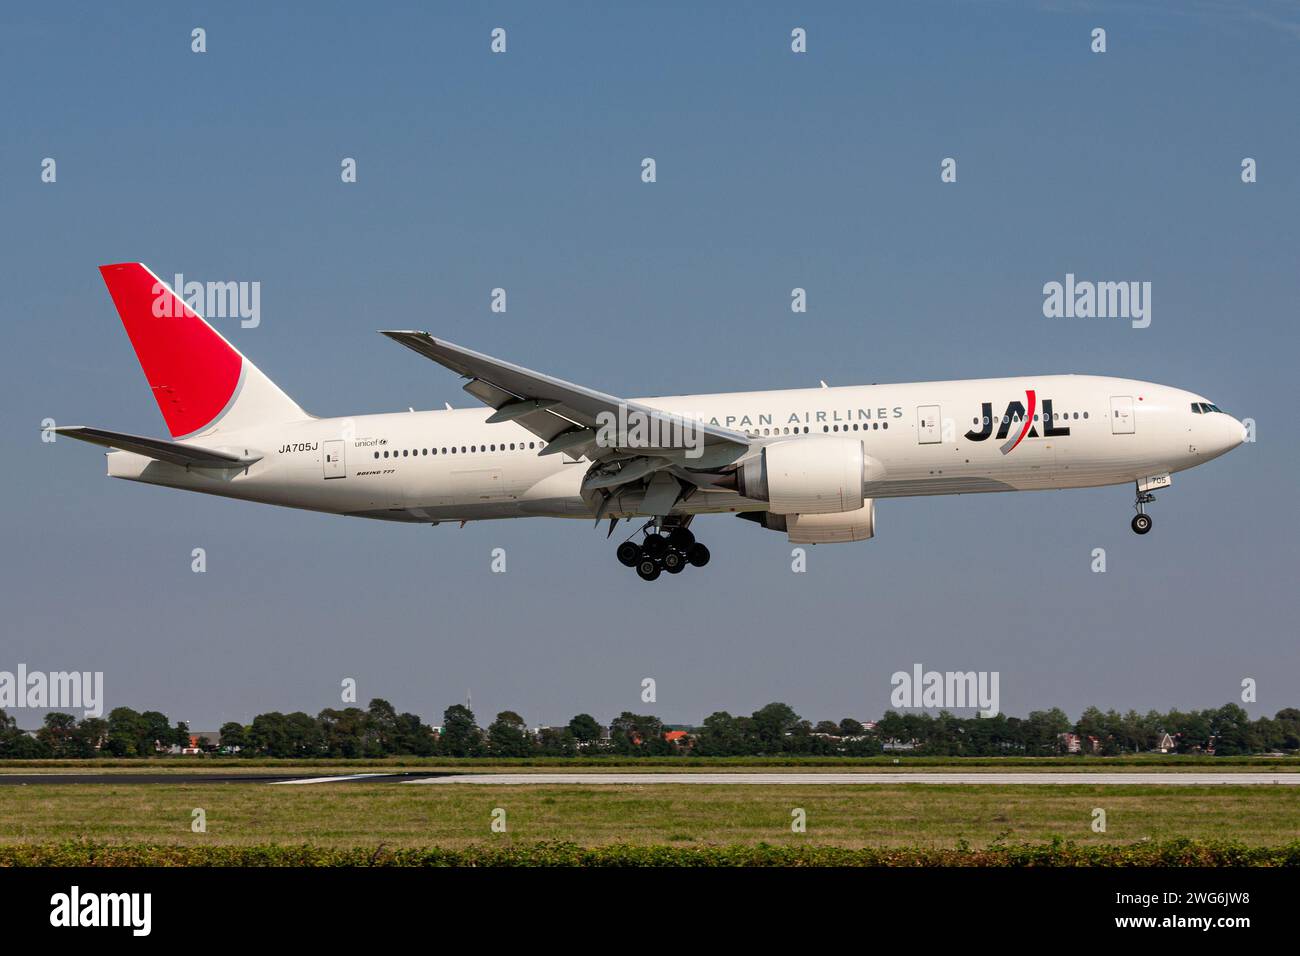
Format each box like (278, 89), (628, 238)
(739, 501), (876, 544)
(733, 436), (868, 514)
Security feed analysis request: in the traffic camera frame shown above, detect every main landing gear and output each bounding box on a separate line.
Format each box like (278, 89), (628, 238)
(1131, 486), (1155, 535)
(616, 520), (710, 581)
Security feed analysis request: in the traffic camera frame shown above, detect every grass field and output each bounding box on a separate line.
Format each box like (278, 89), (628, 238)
(2, 782), (1297, 848)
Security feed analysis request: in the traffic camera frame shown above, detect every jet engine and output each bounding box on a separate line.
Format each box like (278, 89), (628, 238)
(729, 436), (879, 514)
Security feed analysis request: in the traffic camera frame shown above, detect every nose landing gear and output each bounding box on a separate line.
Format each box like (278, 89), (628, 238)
(615, 519), (710, 580)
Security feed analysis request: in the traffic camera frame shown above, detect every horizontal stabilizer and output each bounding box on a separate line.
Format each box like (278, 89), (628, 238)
(55, 426), (260, 469)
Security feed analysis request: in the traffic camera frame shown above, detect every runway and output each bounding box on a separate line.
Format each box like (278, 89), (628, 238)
(1, 771), (1296, 786)
(401, 772), (1300, 786)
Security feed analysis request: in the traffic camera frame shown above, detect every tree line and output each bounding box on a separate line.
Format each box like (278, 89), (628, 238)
(1, 700), (1297, 759)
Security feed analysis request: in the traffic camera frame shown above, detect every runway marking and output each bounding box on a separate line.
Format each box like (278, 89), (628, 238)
(0, 772), (450, 786)
(268, 773), (394, 785)
(401, 772), (1300, 786)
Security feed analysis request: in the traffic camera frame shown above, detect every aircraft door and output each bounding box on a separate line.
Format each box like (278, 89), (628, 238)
(1110, 396), (1135, 435)
(917, 405), (942, 444)
(323, 439), (346, 478)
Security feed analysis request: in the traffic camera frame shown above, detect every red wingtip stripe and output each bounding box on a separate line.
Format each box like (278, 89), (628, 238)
(99, 263), (242, 438)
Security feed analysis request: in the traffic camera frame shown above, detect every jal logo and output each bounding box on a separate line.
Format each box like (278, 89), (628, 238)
(963, 390), (1069, 454)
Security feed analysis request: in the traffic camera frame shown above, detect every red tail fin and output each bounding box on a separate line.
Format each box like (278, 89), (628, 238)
(99, 263), (305, 438)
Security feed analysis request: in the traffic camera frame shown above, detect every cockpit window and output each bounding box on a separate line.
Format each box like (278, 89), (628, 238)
(1193, 402), (1226, 414)
(1191, 403), (1203, 414)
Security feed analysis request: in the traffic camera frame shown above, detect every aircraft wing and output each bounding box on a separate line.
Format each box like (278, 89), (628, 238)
(379, 331), (753, 517)
(55, 426), (261, 469)
(379, 331), (751, 460)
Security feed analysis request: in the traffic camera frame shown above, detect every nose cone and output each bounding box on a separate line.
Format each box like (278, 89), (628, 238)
(1207, 414), (1246, 459)
(1224, 415), (1247, 451)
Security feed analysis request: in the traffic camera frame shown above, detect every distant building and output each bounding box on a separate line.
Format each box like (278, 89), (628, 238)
(663, 730), (690, 748)
(1058, 732), (1100, 754)
(178, 731), (221, 755)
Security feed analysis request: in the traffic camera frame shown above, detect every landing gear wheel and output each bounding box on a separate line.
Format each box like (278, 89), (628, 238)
(642, 533), (669, 559)
(685, 542), (711, 567)
(662, 550), (686, 573)
(1131, 513), (1153, 535)
(667, 527), (695, 551)
(636, 558), (662, 581)
(616, 541), (642, 567)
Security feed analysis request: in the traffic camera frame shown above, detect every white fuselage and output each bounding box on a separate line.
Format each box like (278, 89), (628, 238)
(102, 374), (1244, 523)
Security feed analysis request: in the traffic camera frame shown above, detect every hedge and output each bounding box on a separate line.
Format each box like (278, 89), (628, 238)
(2, 839), (1297, 867)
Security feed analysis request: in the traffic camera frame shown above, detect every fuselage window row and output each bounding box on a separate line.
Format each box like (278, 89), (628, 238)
(363, 407), (1116, 458)
(373, 440), (543, 460)
(822, 422), (890, 433)
(970, 412), (1090, 425)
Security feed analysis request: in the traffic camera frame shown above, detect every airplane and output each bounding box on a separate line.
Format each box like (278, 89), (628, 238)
(57, 263), (1247, 581)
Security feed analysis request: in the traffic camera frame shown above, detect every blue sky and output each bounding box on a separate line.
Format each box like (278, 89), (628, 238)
(1, 1), (1296, 730)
